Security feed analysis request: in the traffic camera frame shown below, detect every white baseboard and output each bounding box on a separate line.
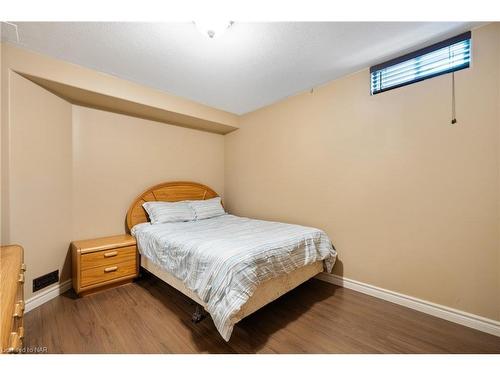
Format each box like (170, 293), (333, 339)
(315, 272), (500, 337)
(25, 279), (73, 313)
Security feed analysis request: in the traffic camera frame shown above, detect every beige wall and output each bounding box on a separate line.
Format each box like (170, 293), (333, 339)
(1, 43), (8, 244)
(1, 39), (3, 244)
(8, 73), (74, 287)
(498, 34), (500, 320)
(225, 23), (500, 320)
(1, 47), (226, 300)
(72, 106), (224, 239)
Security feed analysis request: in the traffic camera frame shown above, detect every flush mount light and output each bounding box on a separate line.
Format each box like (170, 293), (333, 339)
(194, 21), (234, 39)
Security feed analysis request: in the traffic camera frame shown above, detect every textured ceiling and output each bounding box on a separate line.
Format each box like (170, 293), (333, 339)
(1, 22), (481, 114)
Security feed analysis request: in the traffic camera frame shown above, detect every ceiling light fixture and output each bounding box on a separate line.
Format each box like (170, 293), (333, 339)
(194, 21), (234, 39)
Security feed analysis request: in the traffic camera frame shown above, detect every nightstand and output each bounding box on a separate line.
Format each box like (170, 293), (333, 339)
(71, 234), (138, 296)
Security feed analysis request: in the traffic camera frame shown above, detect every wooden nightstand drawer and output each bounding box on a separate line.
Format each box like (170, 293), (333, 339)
(72, 234), (138, 295)
(81, 245), (137, 271)
(81, 259), (137, 287)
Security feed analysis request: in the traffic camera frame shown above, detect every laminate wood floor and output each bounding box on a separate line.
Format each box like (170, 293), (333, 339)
(24, 273), (500, 353)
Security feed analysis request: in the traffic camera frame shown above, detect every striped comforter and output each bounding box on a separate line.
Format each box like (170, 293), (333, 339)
(132, 214), (337, 341)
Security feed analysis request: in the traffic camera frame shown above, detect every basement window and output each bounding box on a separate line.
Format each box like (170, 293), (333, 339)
(370, 31), (471, 95)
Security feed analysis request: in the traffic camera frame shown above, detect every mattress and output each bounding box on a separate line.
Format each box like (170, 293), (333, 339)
(132, 214), (337, 341)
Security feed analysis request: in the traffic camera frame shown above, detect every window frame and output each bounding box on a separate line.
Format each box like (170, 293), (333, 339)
(370, 31), (471, 95)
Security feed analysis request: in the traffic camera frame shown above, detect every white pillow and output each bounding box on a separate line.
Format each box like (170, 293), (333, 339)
(142, 201), (195, 224)
(188, 197), (226, 220)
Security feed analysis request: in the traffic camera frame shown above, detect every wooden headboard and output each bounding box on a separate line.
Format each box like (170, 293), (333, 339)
(126, 181), (219, 232)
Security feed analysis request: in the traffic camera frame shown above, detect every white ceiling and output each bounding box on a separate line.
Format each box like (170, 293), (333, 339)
(1, 22), (481, 114)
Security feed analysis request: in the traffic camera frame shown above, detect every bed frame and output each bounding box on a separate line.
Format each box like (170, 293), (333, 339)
(126, 181), (324, 326)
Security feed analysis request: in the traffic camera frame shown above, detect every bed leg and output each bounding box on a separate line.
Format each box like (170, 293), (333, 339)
(191, 304), (207, 323)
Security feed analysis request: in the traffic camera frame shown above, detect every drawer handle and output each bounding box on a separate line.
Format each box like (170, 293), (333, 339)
(21, 263), (26, 272)
(103, 251), (118, 258)
(6, 332), (21, 353)
(13, 301), (25, 318)
(104, 266), (118, 273)
(18, 273), (25, 284)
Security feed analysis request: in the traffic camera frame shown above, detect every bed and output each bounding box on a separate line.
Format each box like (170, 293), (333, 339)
(126, 181), (337, 341)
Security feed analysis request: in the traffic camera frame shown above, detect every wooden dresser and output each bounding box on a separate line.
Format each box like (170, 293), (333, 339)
(1, 245), (25, 354)
(71, 234), (138, 295)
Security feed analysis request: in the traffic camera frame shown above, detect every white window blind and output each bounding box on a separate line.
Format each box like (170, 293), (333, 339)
(370, 31), (471, 95)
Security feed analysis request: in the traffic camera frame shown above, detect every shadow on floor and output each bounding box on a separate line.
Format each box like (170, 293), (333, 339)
(136, 270), (339, 353)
